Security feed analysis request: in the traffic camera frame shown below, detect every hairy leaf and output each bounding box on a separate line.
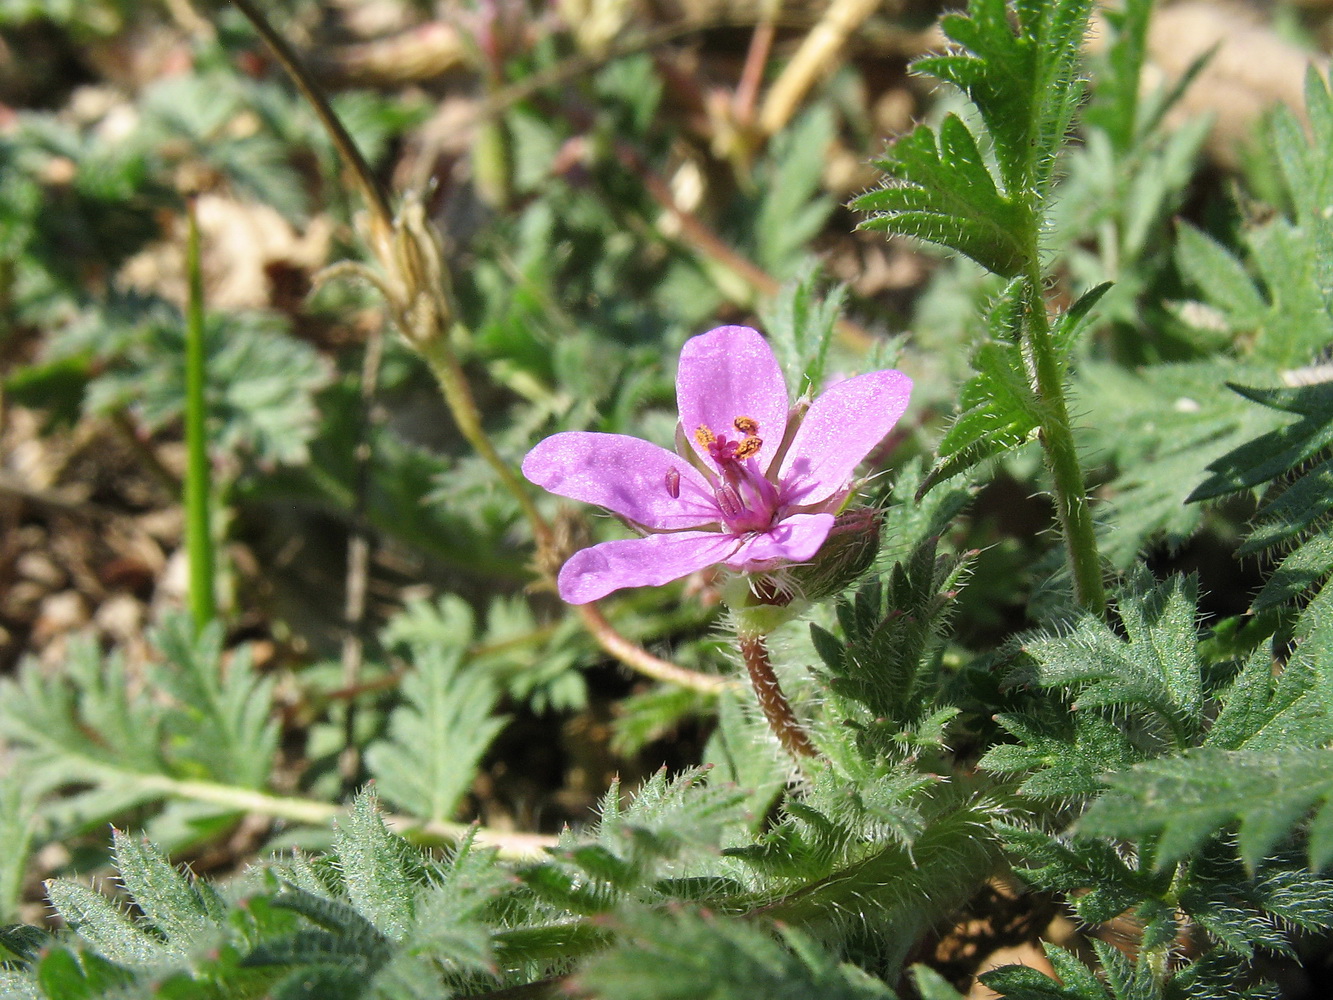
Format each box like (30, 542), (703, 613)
(1080, 747), (1333, 870)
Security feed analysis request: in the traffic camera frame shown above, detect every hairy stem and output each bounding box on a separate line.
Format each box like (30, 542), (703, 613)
(738, 632), (816, 759)
(183, 197), (216, 630)
(1023, 270), (1106, 615)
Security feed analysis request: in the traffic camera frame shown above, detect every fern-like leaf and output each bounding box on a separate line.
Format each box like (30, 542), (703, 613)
(1079, 747), (1333, 870)
(1016, 572), (1205, 750)
(364, 642), (508, 824)
(857, 0), (1092, 274)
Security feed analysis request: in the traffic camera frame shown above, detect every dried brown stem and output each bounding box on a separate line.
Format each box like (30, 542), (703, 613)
(738, 632), (817, 759)
(758, 0), (889, 137)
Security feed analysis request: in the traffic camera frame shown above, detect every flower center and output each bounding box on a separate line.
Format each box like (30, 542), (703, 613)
(688, 415), (779, 534)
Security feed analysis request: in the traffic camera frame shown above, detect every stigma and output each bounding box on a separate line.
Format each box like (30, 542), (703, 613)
(694, 415), (763, 469)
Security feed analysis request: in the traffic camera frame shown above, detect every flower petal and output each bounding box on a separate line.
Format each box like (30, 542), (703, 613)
(778, 370), (912, 506)
(676, 326), (789, 470)
(722, 513), (835, 571)
(523, 432), (719, 530)
(557, 531), (738, 604)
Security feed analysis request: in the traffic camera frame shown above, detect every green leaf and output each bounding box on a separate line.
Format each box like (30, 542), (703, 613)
(110, 829), (223, 957)
(1187, 381), (1333, 610)
(45, 879), (169, 966)
(914, 0), (1093, 201)
(33, 945), (137, 1000)
(332, 792), (420, 941)
(998, 822), (1169, 926)
(1019, 573), (1204, 749)
(1081, 360), (1286, 567)
(813, 534), (972, 731)
(912, 278), (1096, 498)
(0, 778), (38, 923)
(575, 909), (898, 1000)
(981, 707), (1137, 799)
(753, 106), (837, 279)
(1080, 747), (1333, 870)
(152, 616), (278, 789)
(1175, 224), (1267, 330)
(760, 262), (848, 399)
(855, 114), (1028, 276)
(1204, 646), (1333, 752)
(364, 638), (508, 824)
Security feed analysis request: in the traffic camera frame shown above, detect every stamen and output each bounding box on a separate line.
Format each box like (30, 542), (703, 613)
(734, 436), (763, 460)
(733, 415), (759, 435)
(664, 467), (681, 498)
(715, 484), (742, 519)
(694, 425), (716, 447)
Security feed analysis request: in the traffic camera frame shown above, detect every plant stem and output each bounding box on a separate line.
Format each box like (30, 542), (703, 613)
(230, 0), (393, 233)
(578, 604), (733, 694)
(184, 197), (216, 630)
(121, 772), (554, 859)
(416, 333), (555, 550)
(738, 631), (816, 759)
(1024, 268), (1106, 616)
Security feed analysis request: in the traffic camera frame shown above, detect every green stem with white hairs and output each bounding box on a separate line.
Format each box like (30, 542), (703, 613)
(1022, 266), (1106, 616)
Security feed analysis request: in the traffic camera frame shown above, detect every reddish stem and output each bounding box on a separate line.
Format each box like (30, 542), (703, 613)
(738, 632), (817, 759)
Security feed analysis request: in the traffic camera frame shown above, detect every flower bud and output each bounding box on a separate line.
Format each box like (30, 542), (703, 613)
(782, 506), (882, 602)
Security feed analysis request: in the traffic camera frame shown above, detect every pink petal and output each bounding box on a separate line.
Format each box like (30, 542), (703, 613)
(676, 326), (789, 471)
(522, 432), (718, 531)
(557, 531), (738, 604)
(778, 370), (912, 506)
(722, 513), (835, 571)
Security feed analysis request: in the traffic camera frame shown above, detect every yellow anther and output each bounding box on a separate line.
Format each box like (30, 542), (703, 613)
(734, 436), (763, 460)
(733, 415), (759, 435)
(694, 425), (716, 446)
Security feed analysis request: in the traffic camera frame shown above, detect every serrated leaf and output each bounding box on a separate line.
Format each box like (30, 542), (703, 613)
(111, 830), (219, 957)
(1205, 647), (1333, 752)
(1020, 573), (1204, 749)
(856, 115), (1028, 275)
(998, 823), (1167, 925)
(913, 0), (1093, 200)
(332, 792), (419, 941)
(981, 708), (1137, 799)
(1080, 747), (1333, 870)
(365, 641), (507, 824)
(1175, 223), (1267, 329)
(45, 880), (169, 966)
(152, 616), (278, 789)
(916, 282), (1044, 496)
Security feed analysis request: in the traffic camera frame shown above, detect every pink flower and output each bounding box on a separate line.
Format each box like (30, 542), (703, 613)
(522, 325), (912, 604)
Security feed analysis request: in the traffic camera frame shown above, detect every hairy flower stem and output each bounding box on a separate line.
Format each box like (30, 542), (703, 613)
(738, 631), (817, 759)
(1024, 269), (1106, 616)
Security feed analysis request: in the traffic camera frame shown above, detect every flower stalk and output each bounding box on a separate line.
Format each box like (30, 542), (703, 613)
(738, 630), (816, 759)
